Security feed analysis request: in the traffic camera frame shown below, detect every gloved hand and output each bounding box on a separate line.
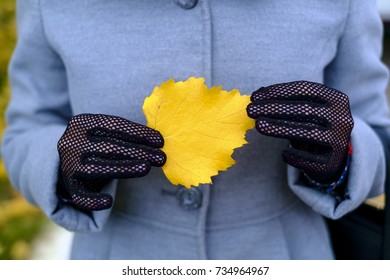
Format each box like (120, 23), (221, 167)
(57, 114), (166, 211)
(247, 81), (354, 183)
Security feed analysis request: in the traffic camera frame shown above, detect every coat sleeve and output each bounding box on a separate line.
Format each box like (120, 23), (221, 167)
(287, 0), (390, 219)
(1, 0), (115, 232)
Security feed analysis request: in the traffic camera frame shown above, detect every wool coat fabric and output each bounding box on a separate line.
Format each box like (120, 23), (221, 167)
(2, 0), (390, 259)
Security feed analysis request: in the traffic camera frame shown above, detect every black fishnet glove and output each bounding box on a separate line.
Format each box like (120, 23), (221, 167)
(57, 114), (166, 211)
(247, 81), (354, 182)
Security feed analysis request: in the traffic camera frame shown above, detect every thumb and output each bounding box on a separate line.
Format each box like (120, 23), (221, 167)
(69, 187), (113, 211)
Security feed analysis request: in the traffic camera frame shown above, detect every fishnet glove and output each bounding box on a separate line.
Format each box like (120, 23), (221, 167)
(247, 81), (354, 182)
(57, 114), (166, 211)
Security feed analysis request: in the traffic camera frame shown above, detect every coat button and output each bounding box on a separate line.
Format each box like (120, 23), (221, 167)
(174, 0), (198, 9)
(176, 187), (202, 210)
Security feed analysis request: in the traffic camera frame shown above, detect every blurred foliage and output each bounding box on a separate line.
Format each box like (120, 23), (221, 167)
(0, 0), (47, 260)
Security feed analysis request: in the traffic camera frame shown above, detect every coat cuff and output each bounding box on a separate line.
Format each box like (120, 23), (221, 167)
(20, 125), (116, 232)
(287, 117), (385, 219)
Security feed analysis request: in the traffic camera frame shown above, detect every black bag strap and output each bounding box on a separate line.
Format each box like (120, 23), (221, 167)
(381, 141), (390, 259)
(374, 128), (390, 259)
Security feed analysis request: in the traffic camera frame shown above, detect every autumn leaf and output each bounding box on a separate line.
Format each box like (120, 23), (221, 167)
(142, 77), (254, 188)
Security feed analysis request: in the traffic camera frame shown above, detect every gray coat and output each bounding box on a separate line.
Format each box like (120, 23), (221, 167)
(2, 0), (390, 259)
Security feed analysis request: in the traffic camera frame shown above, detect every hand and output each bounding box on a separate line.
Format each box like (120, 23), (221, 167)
(247, 81), (354, 182)
(57, 114), (166, 211)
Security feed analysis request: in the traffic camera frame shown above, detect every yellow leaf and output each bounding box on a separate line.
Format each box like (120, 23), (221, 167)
(143, 77), (254, 188)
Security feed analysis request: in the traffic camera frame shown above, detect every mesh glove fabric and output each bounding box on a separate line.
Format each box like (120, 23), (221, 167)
(57, 114), (166, 211)
(247, 81), (354, 182)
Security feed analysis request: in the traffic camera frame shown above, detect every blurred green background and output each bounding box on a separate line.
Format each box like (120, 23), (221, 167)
(0, 0), (389, 260)
(0, 0), (47, 260)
